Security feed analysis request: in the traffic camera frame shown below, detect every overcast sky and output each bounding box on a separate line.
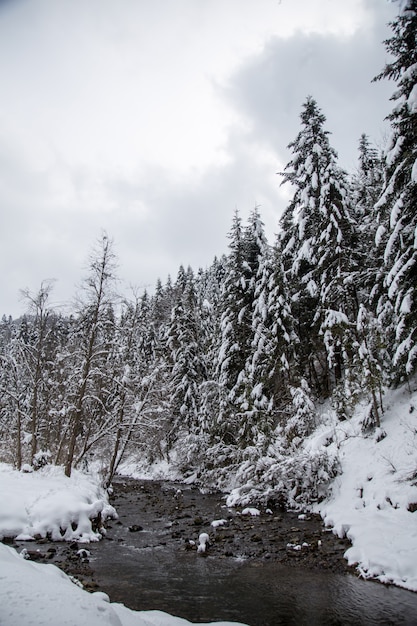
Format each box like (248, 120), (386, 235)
(0, 0), (398, 318)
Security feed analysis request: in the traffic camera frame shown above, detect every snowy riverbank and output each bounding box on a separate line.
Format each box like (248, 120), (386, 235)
(0, 464), (117, 543)
(312, 383), (417, 592)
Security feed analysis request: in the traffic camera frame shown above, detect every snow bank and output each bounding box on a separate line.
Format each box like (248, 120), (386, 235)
(314, 383), (417, 591)
(118, 457), (182, 482)
(0, 544), (247, 626)
(0, 464), (117, 542)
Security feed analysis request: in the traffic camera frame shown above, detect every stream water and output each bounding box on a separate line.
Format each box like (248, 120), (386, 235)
(18, 477), (417, 625)
(84, 478), (417, 626)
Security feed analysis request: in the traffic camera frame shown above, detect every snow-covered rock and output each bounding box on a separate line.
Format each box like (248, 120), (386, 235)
(197, 532), (210, 554)
(241, 507), (260, 517)
(211, 519), (228, 528)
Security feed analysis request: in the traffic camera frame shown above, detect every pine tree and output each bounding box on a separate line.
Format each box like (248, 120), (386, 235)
(195, 258), (225, 438)
(373, 0), (417, 378)
(352, 134), (384, 221)
(216, 210), (248, 445)
(255, 239), (298, 406)
(234, 206), (272, 447)
(166, 267), (206, 456)
(279, 96), (357, 395)
(215, 208), (272, 448)
(351, 135), (385, 307)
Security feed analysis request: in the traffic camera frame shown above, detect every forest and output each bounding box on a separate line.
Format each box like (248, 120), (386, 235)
(0, 4), (416, 510)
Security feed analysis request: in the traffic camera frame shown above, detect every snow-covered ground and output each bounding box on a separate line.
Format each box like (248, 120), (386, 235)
(312, 382), (417, 592)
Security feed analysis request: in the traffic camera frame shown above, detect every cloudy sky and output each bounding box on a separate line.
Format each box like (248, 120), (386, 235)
(0, 0), (398, 317)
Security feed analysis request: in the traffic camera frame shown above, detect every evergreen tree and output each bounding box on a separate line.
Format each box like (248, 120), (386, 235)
(279, 96), (357, 394)
(234, 206), (272, 447)
(216, 208), (270, 448)
(216, 210), (248, 445)
(195, 258), (225, 438)
(373, 0), (417, 378)
(351, 135), (385, 306)
(253, 239), (298, 412)
(166, 267), (206, 456)
(352, 134), (384, 222)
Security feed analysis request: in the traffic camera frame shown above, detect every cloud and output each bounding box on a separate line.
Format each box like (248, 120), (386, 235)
(222, 0), (396, 171)
(0, 0), (399, 317)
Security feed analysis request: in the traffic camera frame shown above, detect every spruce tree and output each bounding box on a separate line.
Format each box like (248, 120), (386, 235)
(374, 0), (417, 378)
(166, 267), (206, 455)
(234, 206), (272, 447)
(216, 210), (248, 445)
(279, 96), (357, 395)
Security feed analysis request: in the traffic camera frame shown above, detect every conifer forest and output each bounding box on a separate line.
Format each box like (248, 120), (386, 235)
(1, 5), (416, 508)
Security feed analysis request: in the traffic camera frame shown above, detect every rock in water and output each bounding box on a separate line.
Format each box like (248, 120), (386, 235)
(197, 532), (210, 554)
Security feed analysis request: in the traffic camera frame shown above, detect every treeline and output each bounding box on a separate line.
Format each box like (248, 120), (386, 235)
(0, 4), (416, 504)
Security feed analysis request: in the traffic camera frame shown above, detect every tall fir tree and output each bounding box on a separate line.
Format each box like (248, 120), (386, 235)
(234, 206), (273, 447)
(279, 96), (357, 395)
(166, 267), (206, 456)
(373, 0), (417, 378)
(216, 210), (248, 445)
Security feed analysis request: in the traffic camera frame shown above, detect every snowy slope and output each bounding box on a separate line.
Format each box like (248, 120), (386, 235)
(312, 382), (417, 591)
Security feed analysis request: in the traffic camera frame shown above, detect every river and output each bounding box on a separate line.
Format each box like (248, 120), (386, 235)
(88, 478), (417, 625)
(18, 477), (417, 625)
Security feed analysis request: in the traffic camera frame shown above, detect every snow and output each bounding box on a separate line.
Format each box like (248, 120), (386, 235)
(197, 532), (210, 553)
(386, 135), (405, 167)
(407, 83), (417, 113)
(241, 507), (260, 517)
(118, 458), (182, 482)
(322, 309), (349, 328)
(0, 464), (117, 542)
(0, 466), (247, 626)
(313, 382), (417, 591)
(211, 519), (228, 528)
(412, 157), (417, 183)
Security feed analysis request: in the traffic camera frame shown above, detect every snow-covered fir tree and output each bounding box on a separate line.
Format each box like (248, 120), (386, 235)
(373, 0), (417, 379)
(232, 206), (273, 447)
(165, 267), (207, 461)
(279, 96), (357, 396)
(195, 258), (225, 439)
(216, 210), (250, 445)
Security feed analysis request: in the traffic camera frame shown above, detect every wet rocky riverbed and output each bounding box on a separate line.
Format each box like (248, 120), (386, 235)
(10, 477), (417, 625)
(14, 477), (352, 583)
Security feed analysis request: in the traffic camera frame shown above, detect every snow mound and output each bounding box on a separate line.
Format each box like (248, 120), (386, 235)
(118, 458), (182, 482)
(0, 464), (117, 542)
(241, 507), (260, 517)
(211, 519), (228, 528)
